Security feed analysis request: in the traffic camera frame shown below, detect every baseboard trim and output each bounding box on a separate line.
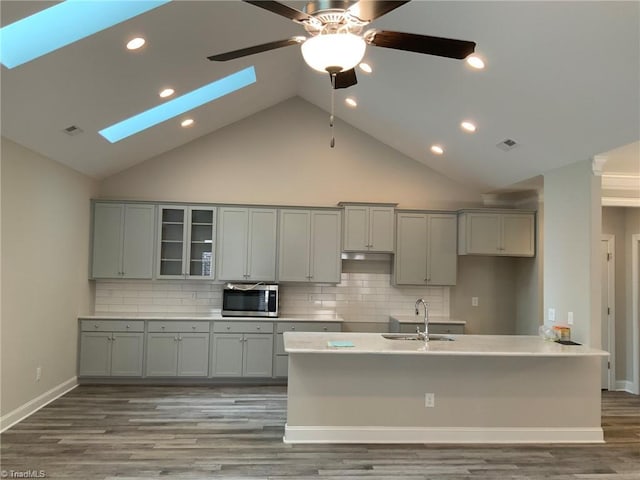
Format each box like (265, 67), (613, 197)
(615, 380), (634, 393)
(283, 424), (604, 444)
(0, 377), (78, 432)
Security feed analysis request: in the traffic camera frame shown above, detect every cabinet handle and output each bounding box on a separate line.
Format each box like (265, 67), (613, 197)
(226, 326), (231, 330)
(94, 324), (99, 329)
(256, 326), (261, 330)
(161, 326), (166, 331)
(291, 326), (296, 331)
(174, 336), (179, 341)
(323, 327), (328, 331)
(126, 325), (130, 329)
(192, 325), (196, 330)
(178, 336), (182, 341)
(111, 336), (116, 342)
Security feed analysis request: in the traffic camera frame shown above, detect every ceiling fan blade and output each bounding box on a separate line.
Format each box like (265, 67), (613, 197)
(243, 0), (314, 23)
(208, 37), (304, 61)
(347, 1), (411, 22)
(330, 68), (358, 89)
(367, 30), (475, 59)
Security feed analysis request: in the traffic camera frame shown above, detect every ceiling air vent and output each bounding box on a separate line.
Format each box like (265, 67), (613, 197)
(496, 138), (519, 151)
(63, 125), (83, 136)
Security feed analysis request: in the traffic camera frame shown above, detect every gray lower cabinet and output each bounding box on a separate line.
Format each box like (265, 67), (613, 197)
(145, 321), (210, 377)
(79, 320), (144, 376)
(274, 321), (342, 377)
(211, 322), (273, 377)
(391, 322), (465, 335)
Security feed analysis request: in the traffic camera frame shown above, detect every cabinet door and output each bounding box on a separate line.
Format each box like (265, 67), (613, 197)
(110, 332), (144, 376)
(247, 209), (277, 281)
(92, 203), (124, 278)
(427, 214), (457, 285)
(146, 333), (179, 376)
(216, 207), (249, 280)
(502, 214), (535, 256)
(211, 333), (244, 376)
(122, 204), (155, 279)
(157, 206), (187, 278)
(177, 333), (209, 376)
(309, 210), (341, 283)
(467, 213), (501, 254)
(187, 208), (216, 279)
(394, 213), (428, 285)
(343, 206), (369, 251)
(369, 207), (395, 252)
(278, 210), (311, 281)
(79, 332), (112, 376)
(243, 334), (273, 377)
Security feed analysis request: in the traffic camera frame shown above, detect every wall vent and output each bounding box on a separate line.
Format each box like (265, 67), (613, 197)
(496, 138), (519, 151)
(63, 125), (83, 136)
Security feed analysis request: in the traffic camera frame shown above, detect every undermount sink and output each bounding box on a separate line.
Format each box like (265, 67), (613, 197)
(382, 333), (455, 342)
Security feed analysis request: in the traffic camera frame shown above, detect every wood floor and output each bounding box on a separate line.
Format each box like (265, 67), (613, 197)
(1, 386), (639, 479)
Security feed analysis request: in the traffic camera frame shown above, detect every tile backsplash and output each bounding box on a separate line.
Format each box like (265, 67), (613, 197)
(94, 262), (449, 323)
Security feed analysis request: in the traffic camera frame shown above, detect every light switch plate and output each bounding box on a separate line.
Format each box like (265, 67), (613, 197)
(548, 308), (556, 322)
(471, 297), (479, 307)
(567, 311), (574, 325)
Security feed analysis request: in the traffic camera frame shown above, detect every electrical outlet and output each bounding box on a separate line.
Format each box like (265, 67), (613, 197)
(548, 308), (556, 323)
(425, 393), (435, 408)
(567, 311), (574, 325)
(36, 366), (41, 382)
(471, 297), (479, 307)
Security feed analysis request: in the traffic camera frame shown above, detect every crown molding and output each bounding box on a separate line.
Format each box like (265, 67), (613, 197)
(602, 196), (640, 207)
(602, 174), (640, 191)
(592, 155), (608, 176)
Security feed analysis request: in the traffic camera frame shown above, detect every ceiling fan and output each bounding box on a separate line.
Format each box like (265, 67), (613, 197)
(207, 0), (476, 90)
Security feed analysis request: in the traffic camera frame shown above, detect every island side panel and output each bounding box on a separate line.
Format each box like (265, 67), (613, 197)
(285, 352), (602, 443)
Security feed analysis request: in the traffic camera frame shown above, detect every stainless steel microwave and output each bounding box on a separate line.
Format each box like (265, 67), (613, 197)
(221, 284), (279, 317)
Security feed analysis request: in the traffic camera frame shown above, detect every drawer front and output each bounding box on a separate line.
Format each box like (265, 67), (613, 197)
(81, 320), (144, 332)
(276, 322), (342, 333)
(429, 324), (465, 335)
(148, 321), (210, 333)
(213, 321), (274, 334)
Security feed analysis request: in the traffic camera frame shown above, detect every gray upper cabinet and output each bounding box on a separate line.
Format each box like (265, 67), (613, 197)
(278, 209), (341, 283)
(217, 207), (277, 281)
(92, 203), (155, 279)
(394, 212), (457, 286)
(341, 203), (395, 252)
(157, 206), (216, 279)
(458, 210), (535, 257)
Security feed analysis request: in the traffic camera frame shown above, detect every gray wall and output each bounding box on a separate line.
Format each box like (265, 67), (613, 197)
(1, 138), (97, 418)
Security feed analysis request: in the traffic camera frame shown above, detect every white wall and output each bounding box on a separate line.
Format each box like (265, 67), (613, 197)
(99, 97), (482, 210)
(1, 138), (97, 419)
(544, 159), (601, 346)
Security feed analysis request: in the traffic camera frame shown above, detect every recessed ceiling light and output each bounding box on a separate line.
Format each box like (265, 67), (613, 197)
(345, 97), (357, 107)
(126, 37), (146, 50)
(99, 66), (256, 143)
(181, 118), (194, 128)
(359, 62), (372, 73)
(466, 55), (485, 69)
(0, 1), (168, 69)
(159, 88), (175, 98)
(430, 145), (444, 155)
(461, 121), (477, 132)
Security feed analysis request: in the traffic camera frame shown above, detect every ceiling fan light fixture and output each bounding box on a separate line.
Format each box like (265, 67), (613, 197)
(359, 62), (372, 73)
(466, 55), (485, 69)
(301, 33), (366, 73)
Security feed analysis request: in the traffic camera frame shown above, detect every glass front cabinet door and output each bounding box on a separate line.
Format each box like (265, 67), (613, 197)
(157, 206), (216, 279)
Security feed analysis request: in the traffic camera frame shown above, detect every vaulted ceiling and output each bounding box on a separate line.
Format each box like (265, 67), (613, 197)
(1, 1), (638, 192)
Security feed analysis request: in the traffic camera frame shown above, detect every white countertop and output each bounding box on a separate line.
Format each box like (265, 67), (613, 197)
(389, 314), (466, 325)
(283, 332), (608, 357)
(79, 314), (344, 322)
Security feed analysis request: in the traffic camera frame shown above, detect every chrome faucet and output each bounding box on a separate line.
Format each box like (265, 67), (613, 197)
(415, 298), (430, 341)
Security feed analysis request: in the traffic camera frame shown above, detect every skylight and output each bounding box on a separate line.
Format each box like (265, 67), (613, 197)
(0, 0), (171, 69)
(99, 66), (257, 143)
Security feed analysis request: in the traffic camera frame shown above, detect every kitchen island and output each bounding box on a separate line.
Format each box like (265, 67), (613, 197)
(283, 332), (608, 444)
